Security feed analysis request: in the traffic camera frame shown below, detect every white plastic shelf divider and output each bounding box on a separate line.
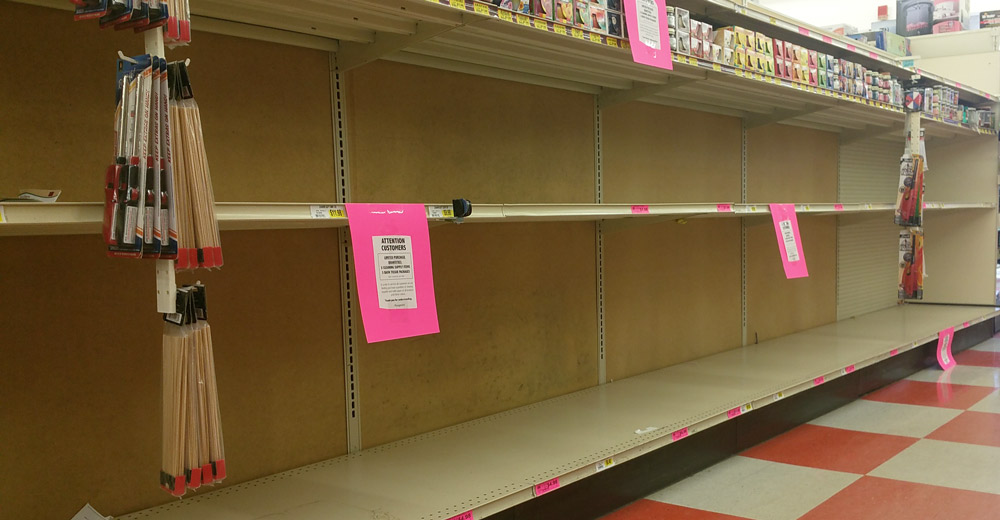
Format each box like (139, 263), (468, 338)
(120, 303), (999, 520)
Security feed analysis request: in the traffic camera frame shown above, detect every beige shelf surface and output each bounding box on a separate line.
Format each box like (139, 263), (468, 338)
(121, 303), (999, 520)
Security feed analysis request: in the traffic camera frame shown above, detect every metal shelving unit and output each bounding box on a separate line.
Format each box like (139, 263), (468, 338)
(121, 303), (999, 520)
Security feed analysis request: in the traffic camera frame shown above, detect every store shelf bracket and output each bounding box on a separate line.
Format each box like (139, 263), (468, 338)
(840, 122), (905, 145)
(597, 76), (704, 109)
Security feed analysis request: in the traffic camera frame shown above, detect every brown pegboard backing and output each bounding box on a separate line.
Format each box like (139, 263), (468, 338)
(357, 222), (599, 447)
(746, 216), (837, 343)
(602, 102), (743, 203)
(604, 219), (743, 381)
(0, 229), (346, 519)
(746, 125), (838, 203)
(0, 2), (335, 203)
(347, 60), (596, 204)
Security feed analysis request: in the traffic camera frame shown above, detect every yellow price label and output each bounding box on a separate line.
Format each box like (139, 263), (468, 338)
(534, 19), (548, 30)
(329, 209), (346, 218)
(0, 207), (5, 223)
(442, 209), (455, 217)
(450, 0), (464, 8)
(553, 24), (566, 35)
(769, 17), (777, 24)
(517, 15), (530, 26)
(572, 27), (584, 39)
(765, 76), (773, 83)
(750, 206), (757, 212)
(712, 63), (722, 71)
(736, 69), (745, 77)
(499, 9), (512, 21)
(607, 37), (618, 47)
(473, 3), (489, 15)
(590, 32), (601, 43)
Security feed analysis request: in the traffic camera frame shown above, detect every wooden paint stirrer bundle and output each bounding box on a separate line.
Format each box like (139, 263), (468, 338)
(162, 283), (225, 497)
(168, 61), (222, 270)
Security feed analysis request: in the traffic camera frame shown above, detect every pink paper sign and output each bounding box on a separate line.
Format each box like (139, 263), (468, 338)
(869, 51), (878, 59)
(727, 407), (742, 419)
(843, 365), (856, 374)
(447, 513), (474, 520)
(890, 348), (899, 357)
(534, 478), (561, 496)
(623, 0), (673, 70)
(672, 427), (689, 441)
(822, 36), (832, 43)
(346, 203), (440, 343)
(963, 321), (970, 328)
(717, 203), (733, 212)
(798, 27), (810, 35)
(813, 376), (825, 386)
(769, 204), (809, 279)
(937, 327), (957, 370)
(834, 204), (844, 211)
(847, 44), (856, 52)
(631, 205), (650, 214)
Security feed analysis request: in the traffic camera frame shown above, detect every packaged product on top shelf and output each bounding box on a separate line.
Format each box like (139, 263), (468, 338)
(590, 6), (607, 33)
(534, 0), (554, 19)
(161, 284), (226, 497)
(554, 0), (572, 23)
(168, 60), (223, 270)
(607, 10), (622, 36)
(898, 229), (924, 299)
(164, 0), (191, 44)
(516, 0), (531, 14)
(573, 1), (590, 28)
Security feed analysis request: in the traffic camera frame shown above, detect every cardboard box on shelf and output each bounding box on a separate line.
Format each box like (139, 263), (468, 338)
(734, 46), (747, 68)
(676, 7), (690, 31)
(590, 6), (607, 33)
(607, 10), (622, 36)
(723, 46), (734, 66)
(714, 27), (735, 48)
(676, 30), (691, 55)
(807, 50), (818, 68)
(773, 38), (785, 59)
(932, 20), (963, 32)
(574, 1), (590, 28)
(534, 0), (554, 19)
(711, 43), (723, 63)
(692, 37), (704, 58)
(554, 1), (573, 23)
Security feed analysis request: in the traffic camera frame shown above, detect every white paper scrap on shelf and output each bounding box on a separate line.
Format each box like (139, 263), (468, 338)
(70, 504), (111, 520)
(779, 220), (800, 262)
(373, 235), (417, 310)
(634, 426), (659, 434)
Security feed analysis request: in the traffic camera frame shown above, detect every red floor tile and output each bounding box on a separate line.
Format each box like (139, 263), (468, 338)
(927, 411), (1000, 448)
(863, 380), (994, 410)
(740, 424), (916, 474)
(955, 349), (1000, 368)
(800, 476), (1000, 520)
(601, 500), (750, 520)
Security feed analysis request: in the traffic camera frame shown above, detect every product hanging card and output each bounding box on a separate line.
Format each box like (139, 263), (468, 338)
(346, 203), (440, 343)
(623, 0), (673, 70)
(769, 203), (809, 279)
(937, 326), (956, 370)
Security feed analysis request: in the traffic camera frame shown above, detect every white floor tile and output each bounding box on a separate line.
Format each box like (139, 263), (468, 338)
(870, 439), (1000, 495)
(969, 390), (1000, 414)
(808, 399), (962, 438)
(647, 456), (859, 520)
(971, 338), (1000, 353)
(906, 365), (1000, 388)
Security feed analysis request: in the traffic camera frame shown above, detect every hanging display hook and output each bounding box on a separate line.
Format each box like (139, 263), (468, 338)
(118, 50), (139, 64)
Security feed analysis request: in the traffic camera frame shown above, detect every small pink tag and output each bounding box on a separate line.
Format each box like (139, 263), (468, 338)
(847, 44), (856, 51)
(987, 93), (993, 100)
(631, 205), (650, 214)
(798, 27), (810, 35)
(717, 203), (733, 212)
(956, 82), (962, 88)
(964, 321), (970, 327)
(844, 365), (856, 374)
(834, 204), (844, 211)
(890, 348), (899, 356)
(672, 428), (689, 441)
(533, 478), (560, 497)
(869, 51), (878, 59)
(727, 407), (742, 419)
(922, 202), (927, 209)
(822, 36), (832, 43)
(813, 376), (825, 386)
(447, 512), (474, 520)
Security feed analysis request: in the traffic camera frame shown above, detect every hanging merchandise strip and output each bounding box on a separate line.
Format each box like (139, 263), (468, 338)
(898, 228), (924, 300)
(895, 100), (925, 301)
(168, 61), (223, 270)
(105, 53), (179, 260)
(69, 1), (190, 44)
(162, 284), (226, 497)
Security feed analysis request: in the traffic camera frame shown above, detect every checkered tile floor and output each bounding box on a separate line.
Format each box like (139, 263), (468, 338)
(600, 337), (1000, 520)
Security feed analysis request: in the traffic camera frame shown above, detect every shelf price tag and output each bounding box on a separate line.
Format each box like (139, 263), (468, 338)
(671, 428), (689, 441)
(447, 512), (474, 520)
(595, 457), (616, 472)
(499, 9), (512, 21)
(310, 205), (347, 219)
(889, 348), (900, 357)
(869, 51), (878, 59)
(450, 0), (465, 8)
(964, 321), (970, 328)
(631, 205), (650, 214)
(834, 204), (844, 211)
(716, 204), (733, 212)
(533, 477), (561, 497)
(554, 24), (567, 36)
(773, 391), (785, 401)
(842, 365), (856, 375)
(713, 63), (722, 71)
(798, 27), (809, 35)
(427, 205), (455, 218)
(846, 44), (856, 52)
(727, 403), (752, 419)
(535, 19), (548, 30)
(473, 3), (489, 15)
(590, 32), (602, 43)
(572, 27), (584, 39)
(517, 15), (530, 27)
(0, 206), (5, 223)
(607, 37), (620, 47)
(822, 36), (832, 43)
(813, 376), (825, 386)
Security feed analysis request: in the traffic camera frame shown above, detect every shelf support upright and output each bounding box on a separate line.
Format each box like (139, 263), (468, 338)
(331, 53), (362, 454)
(145, 25), (176, 313)
(595, 96), (607, 385)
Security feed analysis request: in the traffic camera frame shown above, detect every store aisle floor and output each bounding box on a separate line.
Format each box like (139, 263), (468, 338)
(600, 336), (1000, 520)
